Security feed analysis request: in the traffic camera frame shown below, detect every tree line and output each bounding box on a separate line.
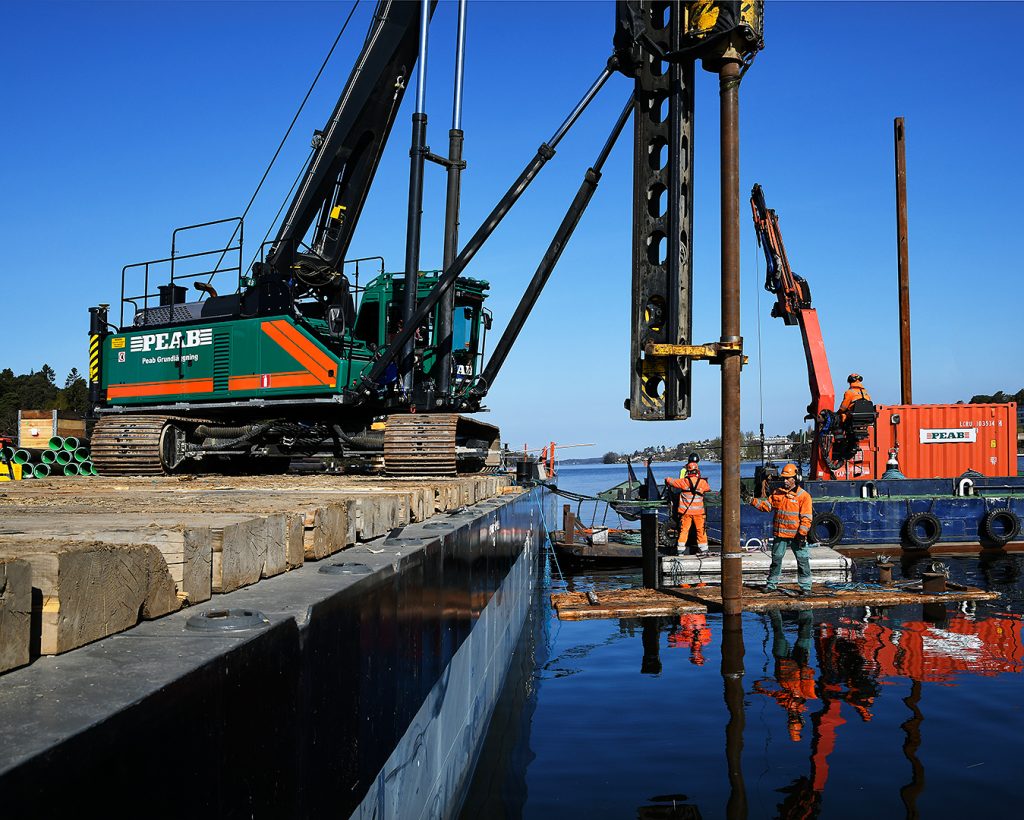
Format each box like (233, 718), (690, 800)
(0, 366), (89, 436)
(603, 430), (811, 465)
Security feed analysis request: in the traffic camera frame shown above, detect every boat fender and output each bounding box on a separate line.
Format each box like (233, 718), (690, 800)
(981, 507), (1021, 546)
(957, 478), (975, 497)
(903, 511), (942, 549)
(810, 512), (844, 547)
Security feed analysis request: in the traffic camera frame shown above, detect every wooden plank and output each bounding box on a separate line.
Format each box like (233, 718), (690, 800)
(0, 557), (32, 672)
(211, 517), (268, 594)
(0, 513), (227, 605)
(666, 583), (1001, 613)
(303, 504), (349, 561)
(4, 539), (178, 655)
(551, 588), (707, 621)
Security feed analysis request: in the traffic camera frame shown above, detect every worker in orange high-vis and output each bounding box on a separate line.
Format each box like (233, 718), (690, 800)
(665, 455), (711, 555)
(750, 463), (813, 593)
(837, 373), (871, 423)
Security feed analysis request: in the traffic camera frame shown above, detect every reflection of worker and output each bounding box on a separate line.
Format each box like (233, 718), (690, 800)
(668, 613), (712, 666)
(753, 610), (817, 741)
(837, 373), (871, 422)
(750, 463), (813, 593)
(665, 455), (711, 555)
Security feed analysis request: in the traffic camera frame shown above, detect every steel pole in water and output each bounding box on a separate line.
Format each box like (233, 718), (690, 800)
(894, 117), (912, 404)
(720, 60), (743, 614)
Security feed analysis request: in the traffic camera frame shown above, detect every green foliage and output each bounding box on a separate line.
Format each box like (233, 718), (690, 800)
(970, 389), (1024, 405)
(0, 365), (87, 436)
(602, 451), (620, 464)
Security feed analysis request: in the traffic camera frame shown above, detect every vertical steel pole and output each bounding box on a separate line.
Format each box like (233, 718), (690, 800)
(400, 0), (432, 392)
(722, 612), (747, 819)
(894, 117), (913, 405)
(720, 60), (743, 614)
(437, 0), (468, 399)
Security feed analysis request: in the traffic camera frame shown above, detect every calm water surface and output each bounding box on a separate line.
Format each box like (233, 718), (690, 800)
(463, 463), (1024, 818)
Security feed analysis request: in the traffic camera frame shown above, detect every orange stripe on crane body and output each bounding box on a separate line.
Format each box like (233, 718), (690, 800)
(260, 321), (336, 387)
(268, 320), (337, 374)
(228, 371), (325, 391)
(108, 378), (214, 398)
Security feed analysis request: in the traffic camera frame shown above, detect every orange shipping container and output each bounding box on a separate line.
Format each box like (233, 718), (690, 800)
(872, 402), (1017, 479)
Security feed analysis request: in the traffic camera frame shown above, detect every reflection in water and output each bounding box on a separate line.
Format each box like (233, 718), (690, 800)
(900, 679), (924, 819)
(641, 618), (663, 675)
(754, 611), (816, 742)
(669, 614), (713, 666)
(463, 546), (1024, 817)
(722, 613), (746, 820)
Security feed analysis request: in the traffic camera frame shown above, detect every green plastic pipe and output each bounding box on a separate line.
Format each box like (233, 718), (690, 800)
(62, 463), (80, 477)
(81, 460), (94, 476)
(62, 436), (80, 451)
(55, 450), (72, 466)
(74, 447), (90, 463)
(33, 463), (51, 479)
(13, 449), (32, 465)
(41, 450), (57, 464)
(48, 436), (64, 450)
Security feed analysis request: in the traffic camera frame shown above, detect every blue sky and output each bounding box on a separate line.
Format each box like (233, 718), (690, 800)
(2, 2), (1021, 456)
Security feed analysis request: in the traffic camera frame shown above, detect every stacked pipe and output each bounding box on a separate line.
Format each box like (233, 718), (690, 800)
(4, 436), (98, 479)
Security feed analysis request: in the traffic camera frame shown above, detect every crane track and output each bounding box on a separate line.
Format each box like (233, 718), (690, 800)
(383, 413), (500, 476)
(384, 414), (460, 476)
(90, 414), (198, 476)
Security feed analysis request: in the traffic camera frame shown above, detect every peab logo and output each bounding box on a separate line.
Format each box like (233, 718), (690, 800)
(920, 428), (977, 444)
(130, 328), (213, 353)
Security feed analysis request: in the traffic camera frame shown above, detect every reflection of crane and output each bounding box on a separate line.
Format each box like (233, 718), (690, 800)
(750, 184), (878, 480)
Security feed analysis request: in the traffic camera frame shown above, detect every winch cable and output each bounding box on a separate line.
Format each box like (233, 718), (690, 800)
(753, 228), (765, 454)
(248, 149), (317, 278)
(207, 0), (362, 284)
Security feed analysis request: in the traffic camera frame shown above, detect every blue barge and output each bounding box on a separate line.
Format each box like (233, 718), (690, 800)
(704, 475), (1024, 549)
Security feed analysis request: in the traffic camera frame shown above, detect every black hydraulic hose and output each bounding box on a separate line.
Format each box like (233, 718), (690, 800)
(332, 424), (385, 451)
(472, 95), (633, 398)
(360, 65), (613, 390)
(198, 421), (276, 452)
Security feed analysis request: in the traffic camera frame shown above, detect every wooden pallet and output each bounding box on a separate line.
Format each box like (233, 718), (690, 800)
(551, 588), (707, 621)
(551, 582), (1000, 620)
(667, 582), (1000, 612)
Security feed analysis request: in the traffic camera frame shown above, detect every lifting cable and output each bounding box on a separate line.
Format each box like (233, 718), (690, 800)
(208, 0), (363, 282)
(752, 229), (765, 449)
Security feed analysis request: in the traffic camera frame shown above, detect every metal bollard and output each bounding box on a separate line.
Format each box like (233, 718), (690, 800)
(876, 557), (894, 586)
(921, 572), (946, 594)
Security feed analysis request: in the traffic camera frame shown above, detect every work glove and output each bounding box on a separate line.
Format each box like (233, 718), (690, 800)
(792, 535), (806, 549)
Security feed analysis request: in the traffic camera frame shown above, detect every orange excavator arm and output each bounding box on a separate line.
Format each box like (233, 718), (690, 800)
(750, 183), (835, 423)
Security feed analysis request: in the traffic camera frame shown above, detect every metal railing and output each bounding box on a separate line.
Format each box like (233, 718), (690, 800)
(121, 217), (243, 327)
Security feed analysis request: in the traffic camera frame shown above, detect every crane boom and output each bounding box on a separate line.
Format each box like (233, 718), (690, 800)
(750, 183), (835, 422)
(268, 1), (434, 279)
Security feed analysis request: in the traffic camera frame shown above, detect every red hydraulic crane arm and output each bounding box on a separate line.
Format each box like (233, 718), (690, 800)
(750, 184), (835, 419)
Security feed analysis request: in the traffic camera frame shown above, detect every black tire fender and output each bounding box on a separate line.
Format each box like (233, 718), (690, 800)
(982, 507), (1021, 546)
(810, 512), (844, 547)
(904, 511), (942, 549)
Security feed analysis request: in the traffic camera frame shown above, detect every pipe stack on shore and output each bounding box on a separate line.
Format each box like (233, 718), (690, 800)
(2, 436), (97, 479)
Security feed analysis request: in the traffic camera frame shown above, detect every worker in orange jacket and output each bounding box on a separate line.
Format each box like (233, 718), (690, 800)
(665, 455), (711, 555)
(749, 462), (813, 593)
(837, 373), (871, 423)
